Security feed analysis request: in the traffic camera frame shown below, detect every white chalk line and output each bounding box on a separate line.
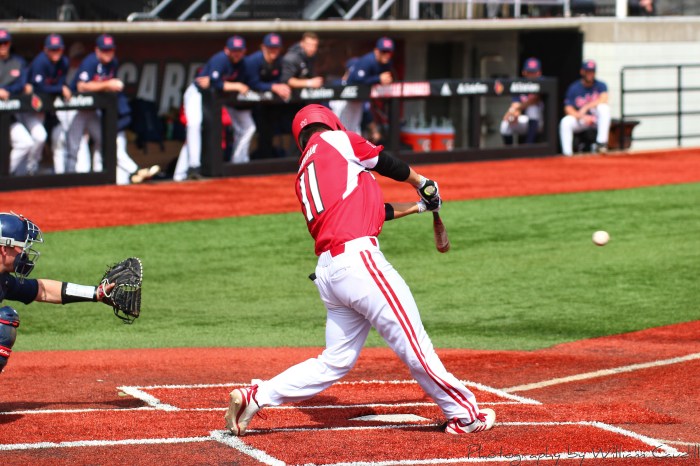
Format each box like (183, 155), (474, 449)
(504, 352), (700, 393)
(112, 378), (540, 412)
(0, 400), (520, 417)
(1, 422), (686, 463)
(0, 435), (211, 452)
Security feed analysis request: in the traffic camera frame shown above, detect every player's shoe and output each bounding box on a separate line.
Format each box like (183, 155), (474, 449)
(444, 408), (496, 434)
(225, 385), (261, 436)
(130, 165), (160, 184)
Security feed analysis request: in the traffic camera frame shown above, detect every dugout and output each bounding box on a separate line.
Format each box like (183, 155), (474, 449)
(2, 17), (699, 190)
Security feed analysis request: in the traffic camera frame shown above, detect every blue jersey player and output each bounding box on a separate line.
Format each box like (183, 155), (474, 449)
(559, 59), (611, 155)
(68, 34), (158, 184)
(500, 57), (544, 145)
(23, 33), (71, 174)
(176, 35), (251, 180)
(337, 37), (395, 134)
(245, 33), (291, 159)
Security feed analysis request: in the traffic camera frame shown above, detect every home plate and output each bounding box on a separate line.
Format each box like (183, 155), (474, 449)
(351, 414), (430, 423)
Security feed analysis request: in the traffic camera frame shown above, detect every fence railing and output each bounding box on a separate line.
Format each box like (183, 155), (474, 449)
(619, 64), (700, 149)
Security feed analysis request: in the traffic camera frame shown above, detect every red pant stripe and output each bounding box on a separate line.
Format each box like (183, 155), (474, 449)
(360, 251), (477, 420)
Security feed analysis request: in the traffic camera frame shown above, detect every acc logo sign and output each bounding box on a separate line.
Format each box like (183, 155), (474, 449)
(340, 86), (358, 99)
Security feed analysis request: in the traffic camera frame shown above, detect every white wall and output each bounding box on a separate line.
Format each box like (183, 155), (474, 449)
(583, 21), (700, 149)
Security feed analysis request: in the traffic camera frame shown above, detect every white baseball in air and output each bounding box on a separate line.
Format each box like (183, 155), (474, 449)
(592, 230), (610, 246)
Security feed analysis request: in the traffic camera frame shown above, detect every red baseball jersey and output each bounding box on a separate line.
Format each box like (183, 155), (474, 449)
(295, 130), (386, 256)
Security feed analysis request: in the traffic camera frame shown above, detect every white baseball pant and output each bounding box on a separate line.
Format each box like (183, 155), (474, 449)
(333, 100), (363, 134)
(173, 142), (189, 182)
(226, 107), (255, 164)
(559, 103), (611, 156)
(14, 113), (47, 175)
(254, 236), (481, 422)
(67, 110), (102, 172)
(115, 130), (139, 185)
(183, 83), (203, 172)
(8, 121), (35, 175)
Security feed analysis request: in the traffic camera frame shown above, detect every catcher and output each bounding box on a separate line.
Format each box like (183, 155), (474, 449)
(0, 212), (142, 374)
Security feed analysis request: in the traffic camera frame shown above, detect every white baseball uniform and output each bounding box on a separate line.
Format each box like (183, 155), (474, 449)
(252, 130), (482, 423)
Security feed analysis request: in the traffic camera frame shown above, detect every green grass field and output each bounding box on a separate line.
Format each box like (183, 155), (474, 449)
(13, 182), (700, 352)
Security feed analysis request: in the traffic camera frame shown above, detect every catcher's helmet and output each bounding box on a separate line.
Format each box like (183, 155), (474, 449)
(292, 104), (346, 152)
(0, 212), (43, 281)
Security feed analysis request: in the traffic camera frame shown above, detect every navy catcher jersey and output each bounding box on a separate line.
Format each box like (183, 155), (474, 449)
(0, 273), (38, 305)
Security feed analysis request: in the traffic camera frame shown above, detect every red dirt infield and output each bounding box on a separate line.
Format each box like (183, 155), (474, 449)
(1, 149), (699, 464)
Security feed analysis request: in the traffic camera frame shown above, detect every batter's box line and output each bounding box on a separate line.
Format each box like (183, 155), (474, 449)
(118, 379), (541, 411)
(211, 421), (686, 466)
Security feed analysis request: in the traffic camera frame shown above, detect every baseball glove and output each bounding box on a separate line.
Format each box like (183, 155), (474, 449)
(99, 257), (142, 324)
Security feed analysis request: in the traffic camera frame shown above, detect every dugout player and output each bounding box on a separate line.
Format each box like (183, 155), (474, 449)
(0, 29), (38, 176)
(0, 212), (113, 374)
(337, 37), (395, 134)
(246, 33), (291, 159)
(69, 34), (159, 184)
(22, 33), (71, 174)
(224, 104), (496, 436)
(500, 57), (544, 145)
(559, 59), (611, 156)
(179, 36), (252, 177)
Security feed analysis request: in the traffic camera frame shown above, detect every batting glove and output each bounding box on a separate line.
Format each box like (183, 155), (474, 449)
(417, 176), (440, 204)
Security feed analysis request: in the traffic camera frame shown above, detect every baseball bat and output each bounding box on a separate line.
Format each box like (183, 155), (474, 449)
(432, 212), (450, 253)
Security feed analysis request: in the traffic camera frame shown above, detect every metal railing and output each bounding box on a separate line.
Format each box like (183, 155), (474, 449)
(619, 64), (700, 148)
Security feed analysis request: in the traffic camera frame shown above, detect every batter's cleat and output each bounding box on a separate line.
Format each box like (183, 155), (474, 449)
(444, 408), (496, 434)
(225, 385), (261, 436)
(130, 165), (160, 184)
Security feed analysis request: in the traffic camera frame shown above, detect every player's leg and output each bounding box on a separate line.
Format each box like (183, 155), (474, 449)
(559, 114), (586, 156)
(66, 110), (88, 172)
(16, 113), (48, 174)
(85, 111), (103, 172)
(183, 84), (203, 170)
(500, 119), (514, 145)
(337, 101), (363, 134)
(9, 121), (34, 175)
(115, 130), (139, 185)
(228, 107), (256, 164)
(255, 306), (370, 407)
(173, 142), (190, 181)
(594, 103), (611, 148)
(0, 306), (20, 374)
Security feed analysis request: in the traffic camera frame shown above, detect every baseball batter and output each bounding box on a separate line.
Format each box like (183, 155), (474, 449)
(559, 59), (611, 155)
(224, 104), (496, 436)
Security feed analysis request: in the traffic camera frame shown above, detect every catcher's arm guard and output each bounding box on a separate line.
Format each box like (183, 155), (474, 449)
(99, 257), (142, 324)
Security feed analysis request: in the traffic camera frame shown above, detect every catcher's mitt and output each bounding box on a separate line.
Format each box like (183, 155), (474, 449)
(100, 257), (142, 324)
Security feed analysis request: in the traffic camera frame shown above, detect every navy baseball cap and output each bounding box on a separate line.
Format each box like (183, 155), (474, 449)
(96, 34), (116, 51)
(522, 57), (541, 73)
(0, 29), (11, 43)
(375, 37), (394, 52)
(45, 34), (64, 50)
(226, 35), (246, 51)
(581, 59), (597, 71)
(263, 33), (282, 48)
